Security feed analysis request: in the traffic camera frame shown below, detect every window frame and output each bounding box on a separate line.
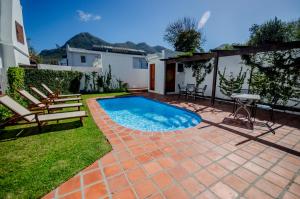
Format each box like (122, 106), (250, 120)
(133, 57), (148, 69)
(80, 55), (86, 63)
(177, 63), (184, 72)
(15, 21), (25, 44)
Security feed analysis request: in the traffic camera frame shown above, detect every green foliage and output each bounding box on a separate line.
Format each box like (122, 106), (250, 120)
(218, 67), (247, 97)
(0, 93), (127, 198)
(7, 67), (25, 98)
(82, 65), (127, 93)
(103, 65), (112, 92)
(248, 17), (299, 46)
(96, 75), (104, 92)
(0, 105), (12, 122)
(91, 71), (97, 91)
(243, 50), (300, 105)
(24, 69), (82, 94)
(164, 17), (204, 52)
(84, 74), (91, 92)
(242, 17), (300, 105)
(176, 51), (194, 58)
(185, 61), (212, 88)
(1, 67), (25, 122)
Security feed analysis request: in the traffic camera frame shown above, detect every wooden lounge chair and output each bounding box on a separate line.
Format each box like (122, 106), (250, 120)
(30, 86), (81, 103)
(18, 89), (83, 112)
(41, 83), (81, 98)
(0, 95), (87, 131)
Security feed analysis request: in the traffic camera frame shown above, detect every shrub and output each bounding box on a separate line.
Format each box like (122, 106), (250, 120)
(24, 69), (83, 94)
(1, 67), (25, 122)
(7, 67), (25, 98)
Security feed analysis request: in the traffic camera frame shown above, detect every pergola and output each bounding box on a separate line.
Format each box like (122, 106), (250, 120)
(162, 41), (300, 106)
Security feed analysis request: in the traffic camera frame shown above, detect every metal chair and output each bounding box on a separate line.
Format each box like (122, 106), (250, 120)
(194, 85), (207, 100)
(186, 84), (196, 99)
(178, 84), (187, 99)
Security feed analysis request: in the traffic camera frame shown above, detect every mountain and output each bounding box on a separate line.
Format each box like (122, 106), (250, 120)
(39, 32), (170, 64)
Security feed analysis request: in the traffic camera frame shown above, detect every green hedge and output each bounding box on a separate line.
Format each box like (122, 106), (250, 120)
(0, 67), (83, 122)
(0, 67), (25, 122)
(24, 69), (83, 94)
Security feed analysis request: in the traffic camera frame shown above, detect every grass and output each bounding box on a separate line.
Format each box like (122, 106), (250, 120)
(0, 92), (128, 198)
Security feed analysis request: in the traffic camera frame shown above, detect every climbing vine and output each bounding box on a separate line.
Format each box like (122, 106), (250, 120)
(218, 67), (247, 97)
(185, 60), (212, 88)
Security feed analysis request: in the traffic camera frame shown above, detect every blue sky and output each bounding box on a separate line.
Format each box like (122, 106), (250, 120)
(21, 0), (300, 52)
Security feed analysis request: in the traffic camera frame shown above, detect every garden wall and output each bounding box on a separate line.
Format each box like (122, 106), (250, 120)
(182, 54), (300, 109)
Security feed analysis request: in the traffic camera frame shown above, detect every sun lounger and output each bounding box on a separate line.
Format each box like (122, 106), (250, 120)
(41, 83), (81, 98)
(0, 95), (87, 130)
(30, 86), (81, 103)
(18, 89), (83, 112)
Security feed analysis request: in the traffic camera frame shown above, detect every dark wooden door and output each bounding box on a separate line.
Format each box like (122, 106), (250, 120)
(165, 63), (176, 92)
(150, 64), (155, 90)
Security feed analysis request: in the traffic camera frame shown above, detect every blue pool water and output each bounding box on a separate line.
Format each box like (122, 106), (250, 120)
(98, 96), (201, 132)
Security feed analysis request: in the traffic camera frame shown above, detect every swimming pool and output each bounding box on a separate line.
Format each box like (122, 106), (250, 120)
(98, 96), (201, 132)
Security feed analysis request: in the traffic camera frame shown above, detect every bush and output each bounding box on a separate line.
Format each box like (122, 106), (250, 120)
(7, 67), (25, 98)
(1, 67), (25, 122)
(24, 69), (83, 94)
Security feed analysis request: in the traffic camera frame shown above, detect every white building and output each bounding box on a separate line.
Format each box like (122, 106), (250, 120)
(0, 0), (30, 93)
(62, 45), (149, 89)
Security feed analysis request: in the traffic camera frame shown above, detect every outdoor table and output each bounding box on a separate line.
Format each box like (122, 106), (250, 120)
(231, 93), (261, 124)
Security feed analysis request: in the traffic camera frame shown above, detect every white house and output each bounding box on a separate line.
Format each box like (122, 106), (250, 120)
(62, 45), (149, 89)
(0, 0), (30, 93)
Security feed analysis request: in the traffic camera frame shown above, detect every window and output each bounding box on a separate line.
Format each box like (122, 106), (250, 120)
(15, 21), (24, 44)
(177, 63), (184, 72)
(80, 55), (86, 63)
(133, 57), (148, 69)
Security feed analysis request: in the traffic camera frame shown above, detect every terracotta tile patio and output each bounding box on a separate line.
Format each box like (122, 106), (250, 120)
(44, 94), (300, 199)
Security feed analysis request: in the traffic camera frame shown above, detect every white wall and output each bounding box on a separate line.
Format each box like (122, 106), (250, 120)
(147, 54), (165, 95)
(67, 48), (148, 89)
(67, 50), (101, 67)
(147, 50), (181, 95)
(101, 52), (148, 88)
(0, 0), (29, 93)
(180, 54), (300, 109)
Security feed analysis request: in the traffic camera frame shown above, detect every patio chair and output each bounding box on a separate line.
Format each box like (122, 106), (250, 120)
(18, 89), (83, 112)
(30, 86), (81, 103)
(0, 95), (87, 131)
(177, 84), (187, 99)
(186, 84), (196, 99)
(253, 96), (278, 122)
(194, 85), (207, 100)
(42, 83), (81, 98)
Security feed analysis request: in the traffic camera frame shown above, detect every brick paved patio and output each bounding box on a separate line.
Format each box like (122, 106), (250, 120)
(44, 94), (300, 199)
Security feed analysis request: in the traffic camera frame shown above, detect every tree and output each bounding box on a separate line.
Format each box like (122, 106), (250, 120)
(243, 17), (300, 105)
(27, 38), (42, 64)
(164, 17), (204, 52)
(248, 17), (299, 46)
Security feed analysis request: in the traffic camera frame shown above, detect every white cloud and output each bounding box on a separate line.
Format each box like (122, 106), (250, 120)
(198, 11), (211, 29)
(77, 10), (101, 22)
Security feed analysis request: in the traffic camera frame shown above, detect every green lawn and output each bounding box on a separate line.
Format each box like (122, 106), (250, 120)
(0, 93), (127, 198)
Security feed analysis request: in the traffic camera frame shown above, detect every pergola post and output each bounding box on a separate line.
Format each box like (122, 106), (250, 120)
(211, 53), (219, 106)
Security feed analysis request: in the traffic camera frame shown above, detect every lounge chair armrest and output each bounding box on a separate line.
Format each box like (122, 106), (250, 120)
(0, 112), (37, 128)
